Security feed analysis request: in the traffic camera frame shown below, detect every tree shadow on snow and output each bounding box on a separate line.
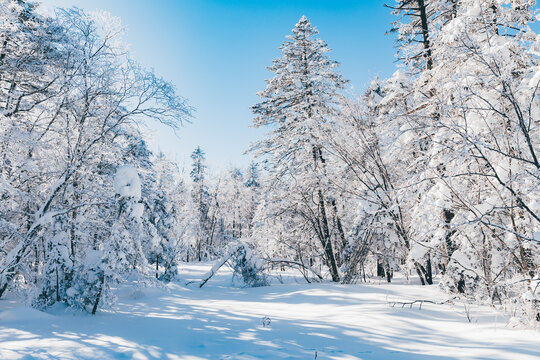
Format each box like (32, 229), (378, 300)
(0, 282), (538, 360)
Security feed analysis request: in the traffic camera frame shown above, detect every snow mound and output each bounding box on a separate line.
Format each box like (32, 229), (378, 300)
(126, 289), (147, 300)
(0, 306), (53, 322)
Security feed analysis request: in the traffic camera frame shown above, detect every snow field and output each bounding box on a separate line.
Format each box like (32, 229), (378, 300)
(0, 262), (539, 360)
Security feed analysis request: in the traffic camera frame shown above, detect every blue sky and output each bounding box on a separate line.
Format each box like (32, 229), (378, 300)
(42, 0), (397, 171)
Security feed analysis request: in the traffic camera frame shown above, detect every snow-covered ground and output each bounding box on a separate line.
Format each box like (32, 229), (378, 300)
(0, 263), (538, 360)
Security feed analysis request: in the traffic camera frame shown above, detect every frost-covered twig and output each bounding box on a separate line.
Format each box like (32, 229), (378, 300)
(388, 297), (457, 310)
(264, 258), (323, 281)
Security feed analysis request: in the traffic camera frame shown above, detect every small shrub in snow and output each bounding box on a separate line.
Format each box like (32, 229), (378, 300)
(231, 244), (268, 288)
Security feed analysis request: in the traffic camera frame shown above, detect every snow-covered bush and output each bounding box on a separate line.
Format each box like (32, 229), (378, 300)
(231, 243), (268, 288)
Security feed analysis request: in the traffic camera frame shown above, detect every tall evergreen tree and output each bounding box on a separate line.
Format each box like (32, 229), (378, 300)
(190, 146), (212, 260)
(251, 16), (347, 282)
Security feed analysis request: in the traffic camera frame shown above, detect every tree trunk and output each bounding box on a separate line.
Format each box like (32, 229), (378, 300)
(415, 264), (426, 285)
(425, 255), (433, 284)
(56, 267), (60, 302)
(385, 264), (393, 283)
(318, 190), (340, 282)
(0, 282), (7, 298)
(377, 260), (385, 278)
(457, 273), (465, 294)
(416, 0), (433, 70)
(92, 275), (105, 315)
(443, 209), (456, 272)
(330, 199), (347, 267)
(414, 259), (433, 285)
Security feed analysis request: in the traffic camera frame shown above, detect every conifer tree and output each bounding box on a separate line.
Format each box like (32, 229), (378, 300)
(252, 16), (347, 282)
(190, 146), (212, 260)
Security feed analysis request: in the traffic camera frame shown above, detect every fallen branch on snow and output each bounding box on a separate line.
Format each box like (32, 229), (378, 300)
(388, 297), (457, 310)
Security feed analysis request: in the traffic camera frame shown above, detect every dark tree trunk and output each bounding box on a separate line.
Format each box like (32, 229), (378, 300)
(0, 282), (7, 298)
(92, 275), (105, 315)
(457, 273), (466, 294)
(522, 248), (535, 278)
(416, 0), (433, 70)
(362, 263), (366, 282)
(56, 267), (60, 302)
(385, 264), (393, 283)
(414, 260), (433, 285)
(318, 190), (340, 282)
(426, 255), (433, 284)
(377, 260), (385, 278)
(442, 209), (456, 274)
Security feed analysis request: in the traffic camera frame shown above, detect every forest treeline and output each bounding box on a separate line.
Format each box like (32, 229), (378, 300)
(0, 0), (538, 323)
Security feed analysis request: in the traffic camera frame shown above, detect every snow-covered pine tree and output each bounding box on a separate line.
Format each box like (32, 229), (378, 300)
(251, 16), (347, 282)
(213, 164), (261, 248)
(386, 0), (435, 72)
(190, 146), (213, 260)
(243, 162), (261, 235)
(145, 153), (186, 281)
(217, 168), (245, 240)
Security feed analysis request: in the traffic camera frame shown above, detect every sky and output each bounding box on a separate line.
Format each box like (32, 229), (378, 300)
(41, 0), (397, 171)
